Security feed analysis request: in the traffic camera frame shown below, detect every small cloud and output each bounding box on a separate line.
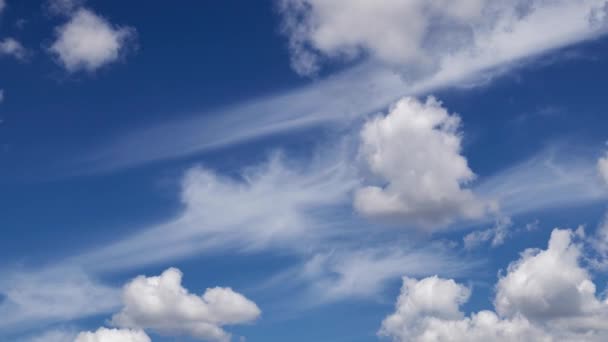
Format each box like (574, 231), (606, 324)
(49, 8), (136, 73)
(0, 38), (28, 60)
(45, 0), (84, 16)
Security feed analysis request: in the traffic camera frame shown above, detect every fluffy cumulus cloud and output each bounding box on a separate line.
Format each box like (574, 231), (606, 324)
(279, 0), (608, 79)
(0, 38), (27, 60)
(110, 268), (260, 342)
(355, 97), (490, 229)
(599, 152), (608, 186)
(74, 328), (150, 342)
(50, 8), (135, 72)
(380, 228), (608, 342)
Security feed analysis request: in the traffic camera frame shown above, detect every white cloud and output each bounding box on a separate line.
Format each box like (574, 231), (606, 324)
(279, 0), (608, 77)
(78, 151), (357, 271)
(463, 216), (512, 249)
(111, 268), (260, 342)
(0, 267), (120, 331)
(0, 0), (5, 14)
(0, 38), (27, 60)
(266, 242), (477, 305)
(355, 97), (490, 229)
(50, 8), (135, 72)
(494, 229), (600, 320)
(74, 328), (150, 342)
(475, 146), (608, 217)
(380, 228), (608, 342)
(46, 0), (84, 16)
(0, 89), (4, 103)
(598, 152), (608, 186)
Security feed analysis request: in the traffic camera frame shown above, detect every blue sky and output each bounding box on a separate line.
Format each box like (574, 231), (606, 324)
(2, 1), (608, 341)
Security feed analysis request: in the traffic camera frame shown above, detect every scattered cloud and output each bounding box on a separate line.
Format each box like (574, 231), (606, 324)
(0, 89), (4, 103)
(78, 151), (357, 271)
(0, 0), (5, 14)
(49, 8), (135, 72)
(475, 146), (608, 217)
(0, 38), (27, 60)
(279, 0), (608, 78)
(75, 328), (150, 342)
(380, 228), (608, 341)
(110, 268), (260, 342)
(463, 216), (513, 249)
(0, 267), (120, 332)
(46, 0), (84, 16)
(268, 242), (478, 305)
(355, 97), (491, 229)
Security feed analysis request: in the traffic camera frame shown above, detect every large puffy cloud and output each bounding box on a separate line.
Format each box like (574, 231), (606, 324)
(355, 97), (490, 228)
(494, 229), (600, 320)
(379, 276), (549, 341)
(74, 328), (150, 342)
(380, 228), (608, 342)
(49, 8), (135, 72)
(110, 268), (260, 342)
(279, 0), (608, 77)
(599, 152), (608, 186)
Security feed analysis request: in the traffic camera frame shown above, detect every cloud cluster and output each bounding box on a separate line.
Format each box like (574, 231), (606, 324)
(355, 97), (489, 229)
(74, 328), (149, 342)
(279, 0), (608, 78)
(380, 228), (608, 341)
(109, 268), (260, 342)
(50, 8), (135, 72)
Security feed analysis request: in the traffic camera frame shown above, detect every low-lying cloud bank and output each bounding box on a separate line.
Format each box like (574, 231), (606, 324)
(380, 227), (608, 341)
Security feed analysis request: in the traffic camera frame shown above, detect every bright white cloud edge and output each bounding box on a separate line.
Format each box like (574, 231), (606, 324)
(380, 227), (608, 341)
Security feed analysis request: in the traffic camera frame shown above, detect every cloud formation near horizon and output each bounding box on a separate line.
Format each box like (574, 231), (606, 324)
(380, 228), (608, 341)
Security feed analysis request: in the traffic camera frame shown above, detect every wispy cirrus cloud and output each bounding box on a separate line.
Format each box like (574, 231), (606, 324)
(79, 0), (608, 175)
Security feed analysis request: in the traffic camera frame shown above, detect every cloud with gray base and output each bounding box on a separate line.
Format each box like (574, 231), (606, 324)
(355, 97), (492, 229)
(380, 228), (608, 341)
(86, 268), (260, 342)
